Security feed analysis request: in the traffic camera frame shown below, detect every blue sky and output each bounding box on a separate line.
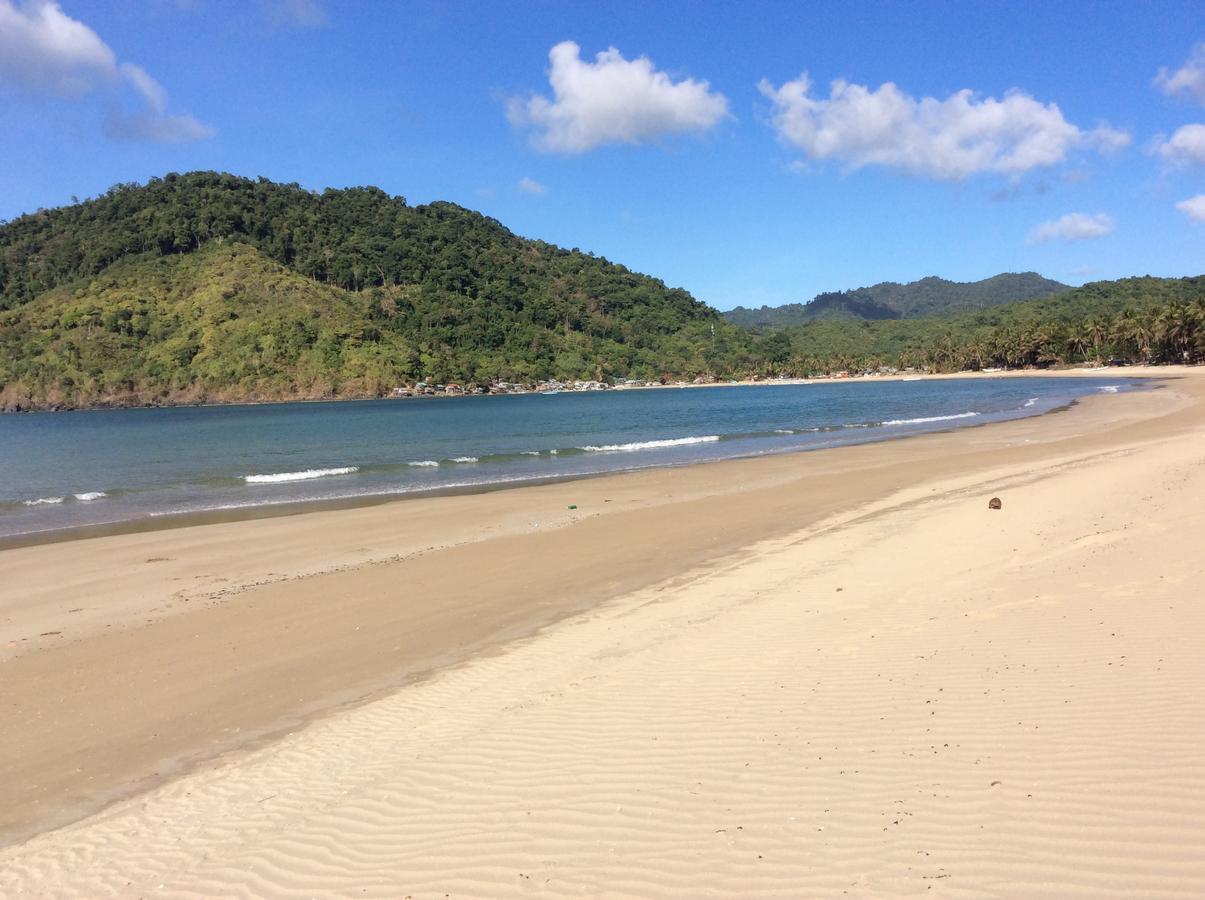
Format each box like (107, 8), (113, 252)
(1, 0), (1203, 309)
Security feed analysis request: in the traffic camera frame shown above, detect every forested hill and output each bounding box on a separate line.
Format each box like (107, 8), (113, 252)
(723, 272), (1069, 329)
(0, 172), (749, 409)
(0, 172), (1200, 412)
(0, 171), (714, 313)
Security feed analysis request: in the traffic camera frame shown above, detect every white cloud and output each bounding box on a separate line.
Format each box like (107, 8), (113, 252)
(508, 41), (729, 153)
(1155, 123), (1205, 165)
(1176, 194), (1205, 222)
(758, 73), (1129, 180)
(1155, 44), (1205, 104)
(517, 176), (548, 196)
(1028, 212), (1115, 244)
(0, 0), (115, 96)
(0, 0), (212, 141)
(104, 108), (214, 142)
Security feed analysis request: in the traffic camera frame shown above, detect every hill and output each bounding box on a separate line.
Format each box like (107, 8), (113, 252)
(723, 272), (1069, 328)
(0, 173), (751, 409)
(0, 172), (1200, 411)
(758, 276), (1205, 372)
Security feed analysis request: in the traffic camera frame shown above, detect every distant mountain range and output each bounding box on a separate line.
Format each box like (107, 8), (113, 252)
(723, 273), (1070, 329)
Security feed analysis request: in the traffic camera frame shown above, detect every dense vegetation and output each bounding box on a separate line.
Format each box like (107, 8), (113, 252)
(758, 276), (1205, 375)
(0, 172), (1201, 411)
(0, 173), (755, 409)
(723, 272), (1069, 328)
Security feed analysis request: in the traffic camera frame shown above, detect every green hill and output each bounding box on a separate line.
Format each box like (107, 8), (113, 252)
(0, 171), (1201, 411)
(759, 276), (1205, 372)
(723, 272), (1069, 329)
(0, 173), (750, 410)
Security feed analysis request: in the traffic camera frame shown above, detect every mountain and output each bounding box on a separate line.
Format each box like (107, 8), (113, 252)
(756, 275), (1205, 371)
(723, 273), (1070, 329)
(0, 172), (747, 410)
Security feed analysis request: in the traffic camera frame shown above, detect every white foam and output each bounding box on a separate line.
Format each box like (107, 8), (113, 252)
(1099, 385), (1121, 393)
(519, 451), (541, 456)
(73, 491), (107, 501)
(580, 435), (721, 453)
(450, 456), (479, 463)
(243, 466), (358, 484)
(1024, 398), (1039, 408)
(408, 460), (440, 467)
(882, 411), (979, 426)
(773, 429), (795, 434)
(23, 496), (64, 506)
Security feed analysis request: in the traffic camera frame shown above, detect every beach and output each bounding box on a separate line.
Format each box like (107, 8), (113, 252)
(2, 366), (1204, 896)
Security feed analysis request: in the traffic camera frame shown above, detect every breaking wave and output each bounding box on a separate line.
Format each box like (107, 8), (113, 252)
(881, 411), (979, 426)
(243, 466), (359, 484)
(579, 435), (721, 453)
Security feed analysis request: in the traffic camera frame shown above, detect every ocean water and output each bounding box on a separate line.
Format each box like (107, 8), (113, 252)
(0, 377), (1137, 540)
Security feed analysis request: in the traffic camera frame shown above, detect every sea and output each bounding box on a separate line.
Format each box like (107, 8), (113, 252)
(0, 376), (1138, 541)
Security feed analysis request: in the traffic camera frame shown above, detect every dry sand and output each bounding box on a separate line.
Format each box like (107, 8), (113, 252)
(2, 368), (1204, 896)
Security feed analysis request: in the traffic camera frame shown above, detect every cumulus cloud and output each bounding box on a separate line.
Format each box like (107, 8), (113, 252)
(758, 73), (1129, 180)
(508, 41), (729, 153)
(517, 176), (548, 196)
(0, 0), (212, 141)
(1155, 44), (1205, 104)
(1176, 194), (1205, 222)
(1028, 212), (1115, 244)
(1155, 123), (1205, 165)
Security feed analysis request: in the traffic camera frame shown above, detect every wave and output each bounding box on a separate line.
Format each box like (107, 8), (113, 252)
(450, 456), (479, 463)
(1099, 385), (1121, 393)
(243, 466), (359, 484)
(1024, 397), (1039, 408)
(17, 491), (108, 507)
(773, 428), (795, 434)
(408, 460), (440, 468)
(882, 411), (979, 427)
(579, 435), (721, 453)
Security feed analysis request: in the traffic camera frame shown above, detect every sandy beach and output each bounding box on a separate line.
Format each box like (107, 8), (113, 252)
(2, 367), (1204, 897)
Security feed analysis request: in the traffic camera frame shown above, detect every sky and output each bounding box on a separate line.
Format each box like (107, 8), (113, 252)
(1, 0), (1203, 310)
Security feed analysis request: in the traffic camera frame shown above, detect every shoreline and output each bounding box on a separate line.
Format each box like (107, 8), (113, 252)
(0, 367), (1150, 551)
(0, 368), (1195, 848)
(0, 361), (1151, 415)
(0, 368), (1197, 850)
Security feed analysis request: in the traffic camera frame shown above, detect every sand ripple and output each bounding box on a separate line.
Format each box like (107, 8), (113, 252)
(3, 416), (1205, 897)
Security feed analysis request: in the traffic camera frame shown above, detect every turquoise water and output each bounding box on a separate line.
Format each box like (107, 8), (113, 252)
(0, 377), (1136, 539)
